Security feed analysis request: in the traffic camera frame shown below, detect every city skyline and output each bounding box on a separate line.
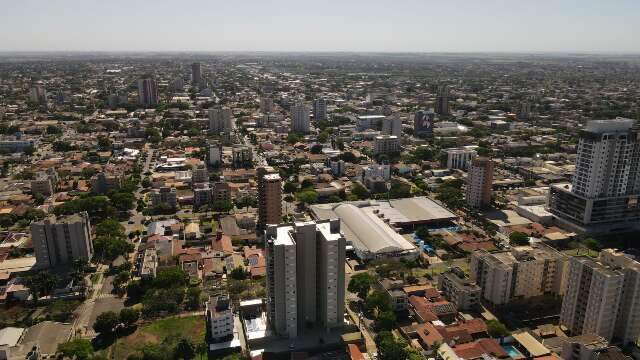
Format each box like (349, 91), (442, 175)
(1, 0), (639, 53)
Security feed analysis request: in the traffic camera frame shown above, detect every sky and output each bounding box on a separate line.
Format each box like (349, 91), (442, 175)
(1, 0), (639, 53)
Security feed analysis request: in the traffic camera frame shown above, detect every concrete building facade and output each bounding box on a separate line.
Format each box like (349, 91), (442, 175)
(466, 157), (493, 209)
(265, 220), (346, 338)
(31, 212), (93, 268)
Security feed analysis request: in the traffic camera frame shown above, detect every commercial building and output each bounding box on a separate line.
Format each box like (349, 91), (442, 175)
(191, 62), (202, 87)
(313, 98), (327, 122)
(470, 244), (567, 305)
(549, 118), (640, 234)
(438, 267), (481, 310)
(414, 110), (435, 138)
(257, 167), (282, 227)
(0, 138), (35, 154)
(265, 220), (346, 338)
(436, 85), (450, 115)
(311, 197), (456, 260)
(374, 135), (400, 155)
(31, 213), (93, 269)
(291, 101), (310, 133)
(151, 187), (177, 209)
(208, 107), (234, 133)
(137, 77), (158, 106)
(382, 115), (402, 136)
(466, 157), (493, 209)
(560, 250), (640, 345)
(446, 148), (477, 171)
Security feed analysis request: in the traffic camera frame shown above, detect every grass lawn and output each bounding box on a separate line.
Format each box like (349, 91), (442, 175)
(562, 249), (599, 258)
(109, 315), (206, 359)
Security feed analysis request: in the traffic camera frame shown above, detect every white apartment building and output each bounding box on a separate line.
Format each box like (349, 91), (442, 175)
(208, 107), (234, 133)
(265, 220), (346, 338)
(290, 102), (310, 133)
(313, 98), (327, 121)
(446, 148), (477, 170)
(374, 135), (400, 155)
(561, 250), (640, 345)
(470, 244), (567, 305)
(381, 115), (402, 136)
(363, 164), (391, 181)
(549, 118), (640, 234)
(206, 296), (235, 341)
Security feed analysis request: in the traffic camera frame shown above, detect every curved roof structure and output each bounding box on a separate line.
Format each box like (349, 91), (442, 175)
(334, 203), (415, 255)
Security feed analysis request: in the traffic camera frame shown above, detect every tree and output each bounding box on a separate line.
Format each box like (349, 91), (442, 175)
(212, 200), (233, 212)
(230, 266), (248, 281)
(348, 272), (374, 300)
(57, 338), (94, 360)
(110, 191), (136, 212)
(376, 331), (410, 360)
(509, 231), (529, 246)
(583, 237), (601, 251)
(174, 338), (196, 360)
(375, 310), (397, 331)
(295, 190), (319, 204)
(186, 287), (202, 310)
(113, 271), (131, 293)
(350, 182), (370, 200)
(153, 267), (189, 289)
(96, 218), (126, 238)
(24, 271), (57, 304)
(486, 319), (510, 338)
(365, 289), (391, 314)
(339, 151), (357, 163)
(93, 311), (119, 335)
(119, 308), (140, 328)
(94, 236), (134, 263)
(310, 144), (323, 154)
(283, 182), (298, 194)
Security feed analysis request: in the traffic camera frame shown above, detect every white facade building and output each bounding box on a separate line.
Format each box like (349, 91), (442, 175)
(209, 107), (234, 133)
(265, 220), (346, 338)
(446, 148), (477, 170)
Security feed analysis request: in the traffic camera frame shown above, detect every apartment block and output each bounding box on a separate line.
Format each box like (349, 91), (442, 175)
(470, 244), (567, 305)
(438, 267), (481, 310)
(265, 220), (346, 338)
(560, 250), (640, 345)
(31, 212), (93, 268)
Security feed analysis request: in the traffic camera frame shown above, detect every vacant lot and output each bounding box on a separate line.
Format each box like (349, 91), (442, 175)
(109, 315), (206, 359)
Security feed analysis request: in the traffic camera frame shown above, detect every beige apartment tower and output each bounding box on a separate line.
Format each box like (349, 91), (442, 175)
(257, 167), (282, 228)
(466, 157), (493, 209)
(470, 244), (567, 305)
(560, 250), (640, 345)
(265, 220), (346, 338)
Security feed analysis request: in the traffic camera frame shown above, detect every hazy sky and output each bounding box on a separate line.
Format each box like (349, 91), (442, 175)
(1, 0), (639, 53)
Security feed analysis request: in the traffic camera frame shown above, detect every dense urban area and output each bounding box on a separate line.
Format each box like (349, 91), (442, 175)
(0, 52), (639, 360)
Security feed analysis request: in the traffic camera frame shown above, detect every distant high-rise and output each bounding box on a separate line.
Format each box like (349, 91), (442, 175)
(257, 167), (282, 227)
(260, 96), (274, 113)
(519, 101), (532, 120)
(290, 102), (310, 133)
(560, 250), (640, 344)
(373, 135), (400, 155)
(313, 98), (327, 122)
(549, 118), (640, 234)
(466, 157), (493, 209)
(435, 85), (450, 115)
(30, 84), (47, 105)
(208, 107), (234, 133)
(137, 77), (158, 107)
(191, 62), (202, 87)
(381, 114), (402, 136)
(265, 219), (346, 338)
(31, 212), (93, 268)
(414, 110), (435, 138)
